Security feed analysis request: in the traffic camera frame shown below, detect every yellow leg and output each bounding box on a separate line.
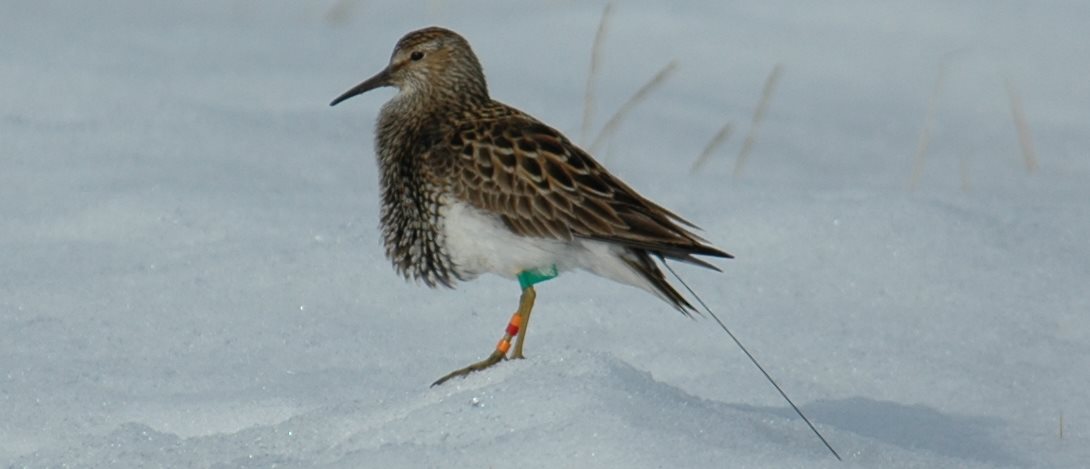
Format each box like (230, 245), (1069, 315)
(511, 286), (536, 359)
(431, 286), (537, 386)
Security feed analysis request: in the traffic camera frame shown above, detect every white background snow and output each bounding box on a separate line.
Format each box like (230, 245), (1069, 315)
(3, 0), (1088, 467)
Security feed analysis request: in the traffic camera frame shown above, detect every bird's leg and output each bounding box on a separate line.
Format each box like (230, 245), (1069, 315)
(430, 286), (536, 387)
(430, 267), (556, 387)
(510, 266), (553, 359)
(510, 286), (536, 359)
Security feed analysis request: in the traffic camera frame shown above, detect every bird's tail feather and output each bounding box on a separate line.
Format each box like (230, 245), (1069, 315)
(621, 249), (699, 317)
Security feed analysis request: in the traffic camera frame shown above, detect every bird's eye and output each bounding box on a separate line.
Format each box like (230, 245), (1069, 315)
(410, 51), (425, 61)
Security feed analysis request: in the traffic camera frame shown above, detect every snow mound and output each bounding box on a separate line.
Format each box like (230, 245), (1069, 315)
(16, 351), (1026, 468)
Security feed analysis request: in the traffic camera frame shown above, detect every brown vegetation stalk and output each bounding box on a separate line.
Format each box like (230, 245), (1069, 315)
(581, 3), (613, 144)
(733, 64), (783, 178)
(1004, 77), (1039, 172)
(590, 60), (679, 154)
(690, 123), (734, 173)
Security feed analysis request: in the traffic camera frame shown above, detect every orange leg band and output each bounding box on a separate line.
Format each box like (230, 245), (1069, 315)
(505, 312), (521, 337)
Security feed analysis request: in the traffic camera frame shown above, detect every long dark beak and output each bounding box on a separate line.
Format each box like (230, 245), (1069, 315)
(329, 67), (392, 106)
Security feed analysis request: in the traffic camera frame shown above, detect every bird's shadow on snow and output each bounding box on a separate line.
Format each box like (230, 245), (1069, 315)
(732, 396), (1024, 466)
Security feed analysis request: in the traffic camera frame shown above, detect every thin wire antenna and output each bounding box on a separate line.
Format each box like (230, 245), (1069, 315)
(662, 261), (842, 461)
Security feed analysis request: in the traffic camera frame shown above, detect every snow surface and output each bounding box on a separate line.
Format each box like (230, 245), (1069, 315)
(3, 0), (1089, 467)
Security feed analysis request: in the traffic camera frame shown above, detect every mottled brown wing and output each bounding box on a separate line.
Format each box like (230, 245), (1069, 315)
(447, 112), (731, 266)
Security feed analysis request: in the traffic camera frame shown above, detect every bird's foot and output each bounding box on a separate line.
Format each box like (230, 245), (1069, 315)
(431, 349), (507, 386)
(430, 286), (536, 386)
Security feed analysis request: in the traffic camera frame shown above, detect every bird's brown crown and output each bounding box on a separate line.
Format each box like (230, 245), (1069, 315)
(387, 27), (489, 104)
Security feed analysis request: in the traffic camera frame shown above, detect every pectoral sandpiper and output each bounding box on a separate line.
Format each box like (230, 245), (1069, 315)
(331, 27), (731, 386)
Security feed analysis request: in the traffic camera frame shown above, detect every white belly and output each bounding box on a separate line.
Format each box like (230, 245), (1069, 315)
(440, 201), (667, 302)
(441, 200), (575, 280)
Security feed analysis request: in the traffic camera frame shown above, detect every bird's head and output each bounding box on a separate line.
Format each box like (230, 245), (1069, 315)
(330, 27), (488, 107)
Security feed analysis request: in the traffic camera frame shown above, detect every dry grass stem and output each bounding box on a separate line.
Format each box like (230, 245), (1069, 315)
(960, 156), (971, 192)
(1060, 411), (1064, 440)
(1004, 77), (1039, 173)
(589, 60), (678, 154)
(581, 3), (613, 144)
(733, 63), (783, 179)
(909, 55), (960, 190)
(690, 123), (734, 173)
(324, 0), (361, 25)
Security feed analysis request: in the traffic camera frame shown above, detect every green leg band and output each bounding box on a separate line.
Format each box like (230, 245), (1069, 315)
(518, 265), (558, 290)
